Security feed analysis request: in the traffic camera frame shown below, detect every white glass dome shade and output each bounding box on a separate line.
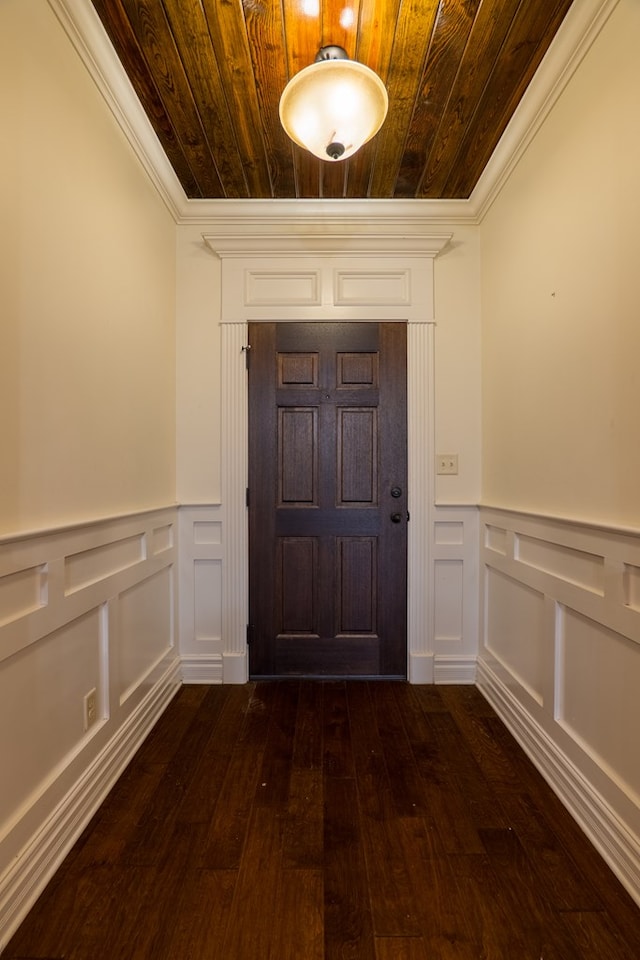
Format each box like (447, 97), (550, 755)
(279, 49), (388, 162)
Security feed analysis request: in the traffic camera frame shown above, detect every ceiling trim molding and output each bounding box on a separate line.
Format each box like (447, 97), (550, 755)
(203, 218), (452, 259)
(47, 0), (187, 221)
(470, 0), (621, 221)
(48, 0), (619, 227)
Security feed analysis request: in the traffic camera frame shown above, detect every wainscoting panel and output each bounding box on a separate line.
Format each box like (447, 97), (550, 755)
(178, 505), (224, 683)
(0, 508), (180, 952)
(478, 506), (640, 907)
(431, 505), (479, 683)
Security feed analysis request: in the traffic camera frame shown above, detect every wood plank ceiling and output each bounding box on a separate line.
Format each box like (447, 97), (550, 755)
(90, 0), (575, 201)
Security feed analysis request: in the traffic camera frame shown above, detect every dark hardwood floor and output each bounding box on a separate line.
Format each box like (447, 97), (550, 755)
(4, 682), (640, 959)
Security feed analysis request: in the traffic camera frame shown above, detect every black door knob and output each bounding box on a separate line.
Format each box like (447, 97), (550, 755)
(390, 513), (402, 523)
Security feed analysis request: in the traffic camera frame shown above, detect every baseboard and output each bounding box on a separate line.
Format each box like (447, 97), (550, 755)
(433, 655), (477, 684)
(180, 653), (223, 684)
(0, 660), (182, 953)
(408, 652), (434, 684)
(477, 658), (640, 909)
(222, 651), (248, 684)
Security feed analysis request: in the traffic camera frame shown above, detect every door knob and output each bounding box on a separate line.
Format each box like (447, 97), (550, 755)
(390, 512), (402, 523)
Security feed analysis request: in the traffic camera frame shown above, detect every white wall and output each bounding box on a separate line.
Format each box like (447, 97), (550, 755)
(478, 0), (640, 905)
(0, 0), (177, 537)
(0, 2), (180, 946)
(481, 0), (640, 527)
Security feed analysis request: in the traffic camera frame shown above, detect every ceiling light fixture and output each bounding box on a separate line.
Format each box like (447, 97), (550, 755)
(279, 45), (388, 162)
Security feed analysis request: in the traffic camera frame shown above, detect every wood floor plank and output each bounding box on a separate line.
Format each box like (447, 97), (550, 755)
(154, 868), (237, 960)
(4, 682), (640, 960)
(254, 679), (299, 807)
(324, 774), (376, 958)
(269, 869), (324, 960)
(175, 683), (254, 825)
(218, 805), (285, 959)
(374, 937), (430, 959)
(199, 684), (273, 869)
(375, 684), (430, 817)
(323, 681), (355, 779)
(282, 681), (324, 868)
(347, 683), (430, 936)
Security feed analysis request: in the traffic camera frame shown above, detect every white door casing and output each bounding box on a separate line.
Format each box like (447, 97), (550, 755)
(204, 217), (451, 683)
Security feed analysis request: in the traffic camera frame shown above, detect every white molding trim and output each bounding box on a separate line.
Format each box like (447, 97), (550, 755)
(203, 221), (452, 258)
(479, 501), (640, 540)
(48, 0), (618, 225)
(477, 658), (640, 908)
(434, 655), (477, 685)
(211, 228), (446, 682)
(408, 321), (435, 677)
(220, 324), (250, 684)
(180, 654), (223, 685)
(0, 662), (181, 953)
(46, 0), (185, 221)
(472, 0), (620, 220)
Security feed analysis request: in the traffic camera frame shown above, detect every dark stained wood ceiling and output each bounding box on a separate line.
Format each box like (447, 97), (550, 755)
(90, 0), (575, 201)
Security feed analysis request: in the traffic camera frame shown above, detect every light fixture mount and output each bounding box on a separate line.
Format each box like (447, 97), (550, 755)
(315, 45), (350, 62)
(279, 45), (388, 162)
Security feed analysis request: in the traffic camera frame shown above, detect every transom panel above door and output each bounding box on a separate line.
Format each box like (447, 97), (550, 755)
(248, 322), (407, 679)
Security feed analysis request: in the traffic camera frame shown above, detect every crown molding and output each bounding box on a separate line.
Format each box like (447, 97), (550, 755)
(203, 214), (452, 258)
(46, 0), (187, 220)
(48, 0), (619, 227)
(470, 0), (621, 220)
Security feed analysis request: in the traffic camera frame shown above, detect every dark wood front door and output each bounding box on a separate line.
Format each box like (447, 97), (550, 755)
(248, 322), (407, 679)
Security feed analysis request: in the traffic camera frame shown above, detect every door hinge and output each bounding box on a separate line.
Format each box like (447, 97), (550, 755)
(246, 487), (250, 508)
(246, 624), (254, 646)
(242, 344), (252, 370)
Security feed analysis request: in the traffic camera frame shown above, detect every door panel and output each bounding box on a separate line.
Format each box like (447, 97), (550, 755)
(248, 322), (407, 678)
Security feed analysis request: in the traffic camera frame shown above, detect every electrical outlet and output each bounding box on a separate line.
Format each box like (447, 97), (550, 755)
(436, 453), (459, 475)
(84, 688), (98, 731)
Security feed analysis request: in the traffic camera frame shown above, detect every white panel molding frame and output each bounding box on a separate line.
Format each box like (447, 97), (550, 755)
(478, 505), (640, 907)
(0, 508), (180, 950)
(432, 505), (480, 684)
(203, 222), (458, 684)
(178, 505), (224, 683)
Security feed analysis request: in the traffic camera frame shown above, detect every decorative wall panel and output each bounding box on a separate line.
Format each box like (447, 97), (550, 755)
(178, 505), (225, 683)
(245, 270), (320, 306)
(431, 505), (479, 683)
(334, 270), (410, 306)
(0, 565), (47, 627)
(434, 559), (463, 643)
(516, 535), (605, 595)
(0, 607), (104, 831)
(557, 607), (640, 800)
(479, 506), (640, 908)
(194, 560), (222, 642)
(485, 569), (546, 706)
(65, 534), (145, 594)
(0, 508), (179, 948)
(118, 566), (174, 704)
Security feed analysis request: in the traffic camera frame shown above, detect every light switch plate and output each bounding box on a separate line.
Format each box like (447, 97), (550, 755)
(436, 454), (458, 475)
